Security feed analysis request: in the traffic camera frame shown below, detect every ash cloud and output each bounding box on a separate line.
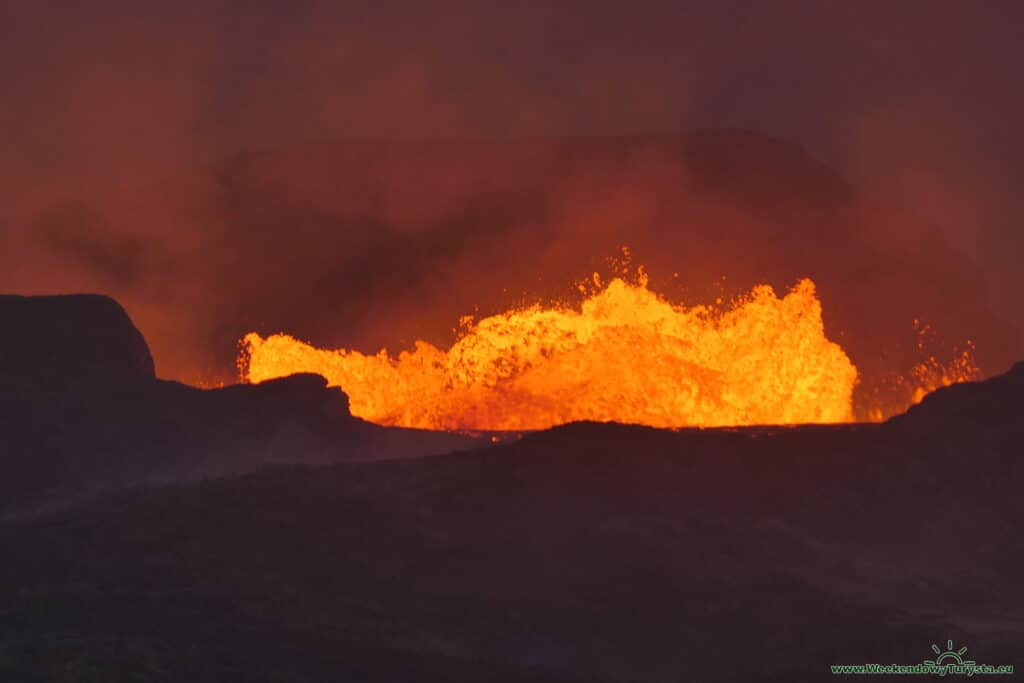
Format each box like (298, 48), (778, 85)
(0, 0), (1022, 406)
(35, 202), (149, 289)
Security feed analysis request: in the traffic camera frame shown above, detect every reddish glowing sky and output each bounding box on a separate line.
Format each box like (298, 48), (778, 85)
(1, 1), (1022, 384)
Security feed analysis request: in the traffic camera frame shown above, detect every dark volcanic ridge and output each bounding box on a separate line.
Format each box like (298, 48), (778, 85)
(0, 294), (484, 516)
(1, 293), (1023, 680)
(2, 292), (1022, 517)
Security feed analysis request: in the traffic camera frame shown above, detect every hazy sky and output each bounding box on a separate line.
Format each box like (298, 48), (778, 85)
(2, 0), (1022, 382)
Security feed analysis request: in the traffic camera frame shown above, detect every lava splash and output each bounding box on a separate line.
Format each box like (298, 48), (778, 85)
(242, 275), (858, 430)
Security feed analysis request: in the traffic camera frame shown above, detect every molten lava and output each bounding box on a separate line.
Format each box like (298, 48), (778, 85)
(242, 275), (862, 430)
(864, 321), (982, 421)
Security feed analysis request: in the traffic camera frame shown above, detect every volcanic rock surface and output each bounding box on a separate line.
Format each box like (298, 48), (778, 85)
(0, 293), (1021, 681)
(0, 295), (482, 515)
(0, 294), (155, 390)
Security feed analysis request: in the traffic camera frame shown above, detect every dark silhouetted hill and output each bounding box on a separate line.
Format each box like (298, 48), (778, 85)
(0, 294), (483, 515)
(0, 294), (154, 389)
(890, 360), (1024, 432)
(1, 299), (1022, 681)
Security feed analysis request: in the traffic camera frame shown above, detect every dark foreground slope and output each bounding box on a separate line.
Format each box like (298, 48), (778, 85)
(0, 294), (483, 515)
(1, 364), (1021, 682)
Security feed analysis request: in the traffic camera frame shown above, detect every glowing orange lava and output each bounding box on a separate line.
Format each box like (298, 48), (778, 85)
(242, 273), (863, 430)
(864, 321), (982, 422)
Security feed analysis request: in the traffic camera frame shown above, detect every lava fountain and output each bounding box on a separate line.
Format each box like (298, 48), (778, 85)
(242, 272), (863, 430)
